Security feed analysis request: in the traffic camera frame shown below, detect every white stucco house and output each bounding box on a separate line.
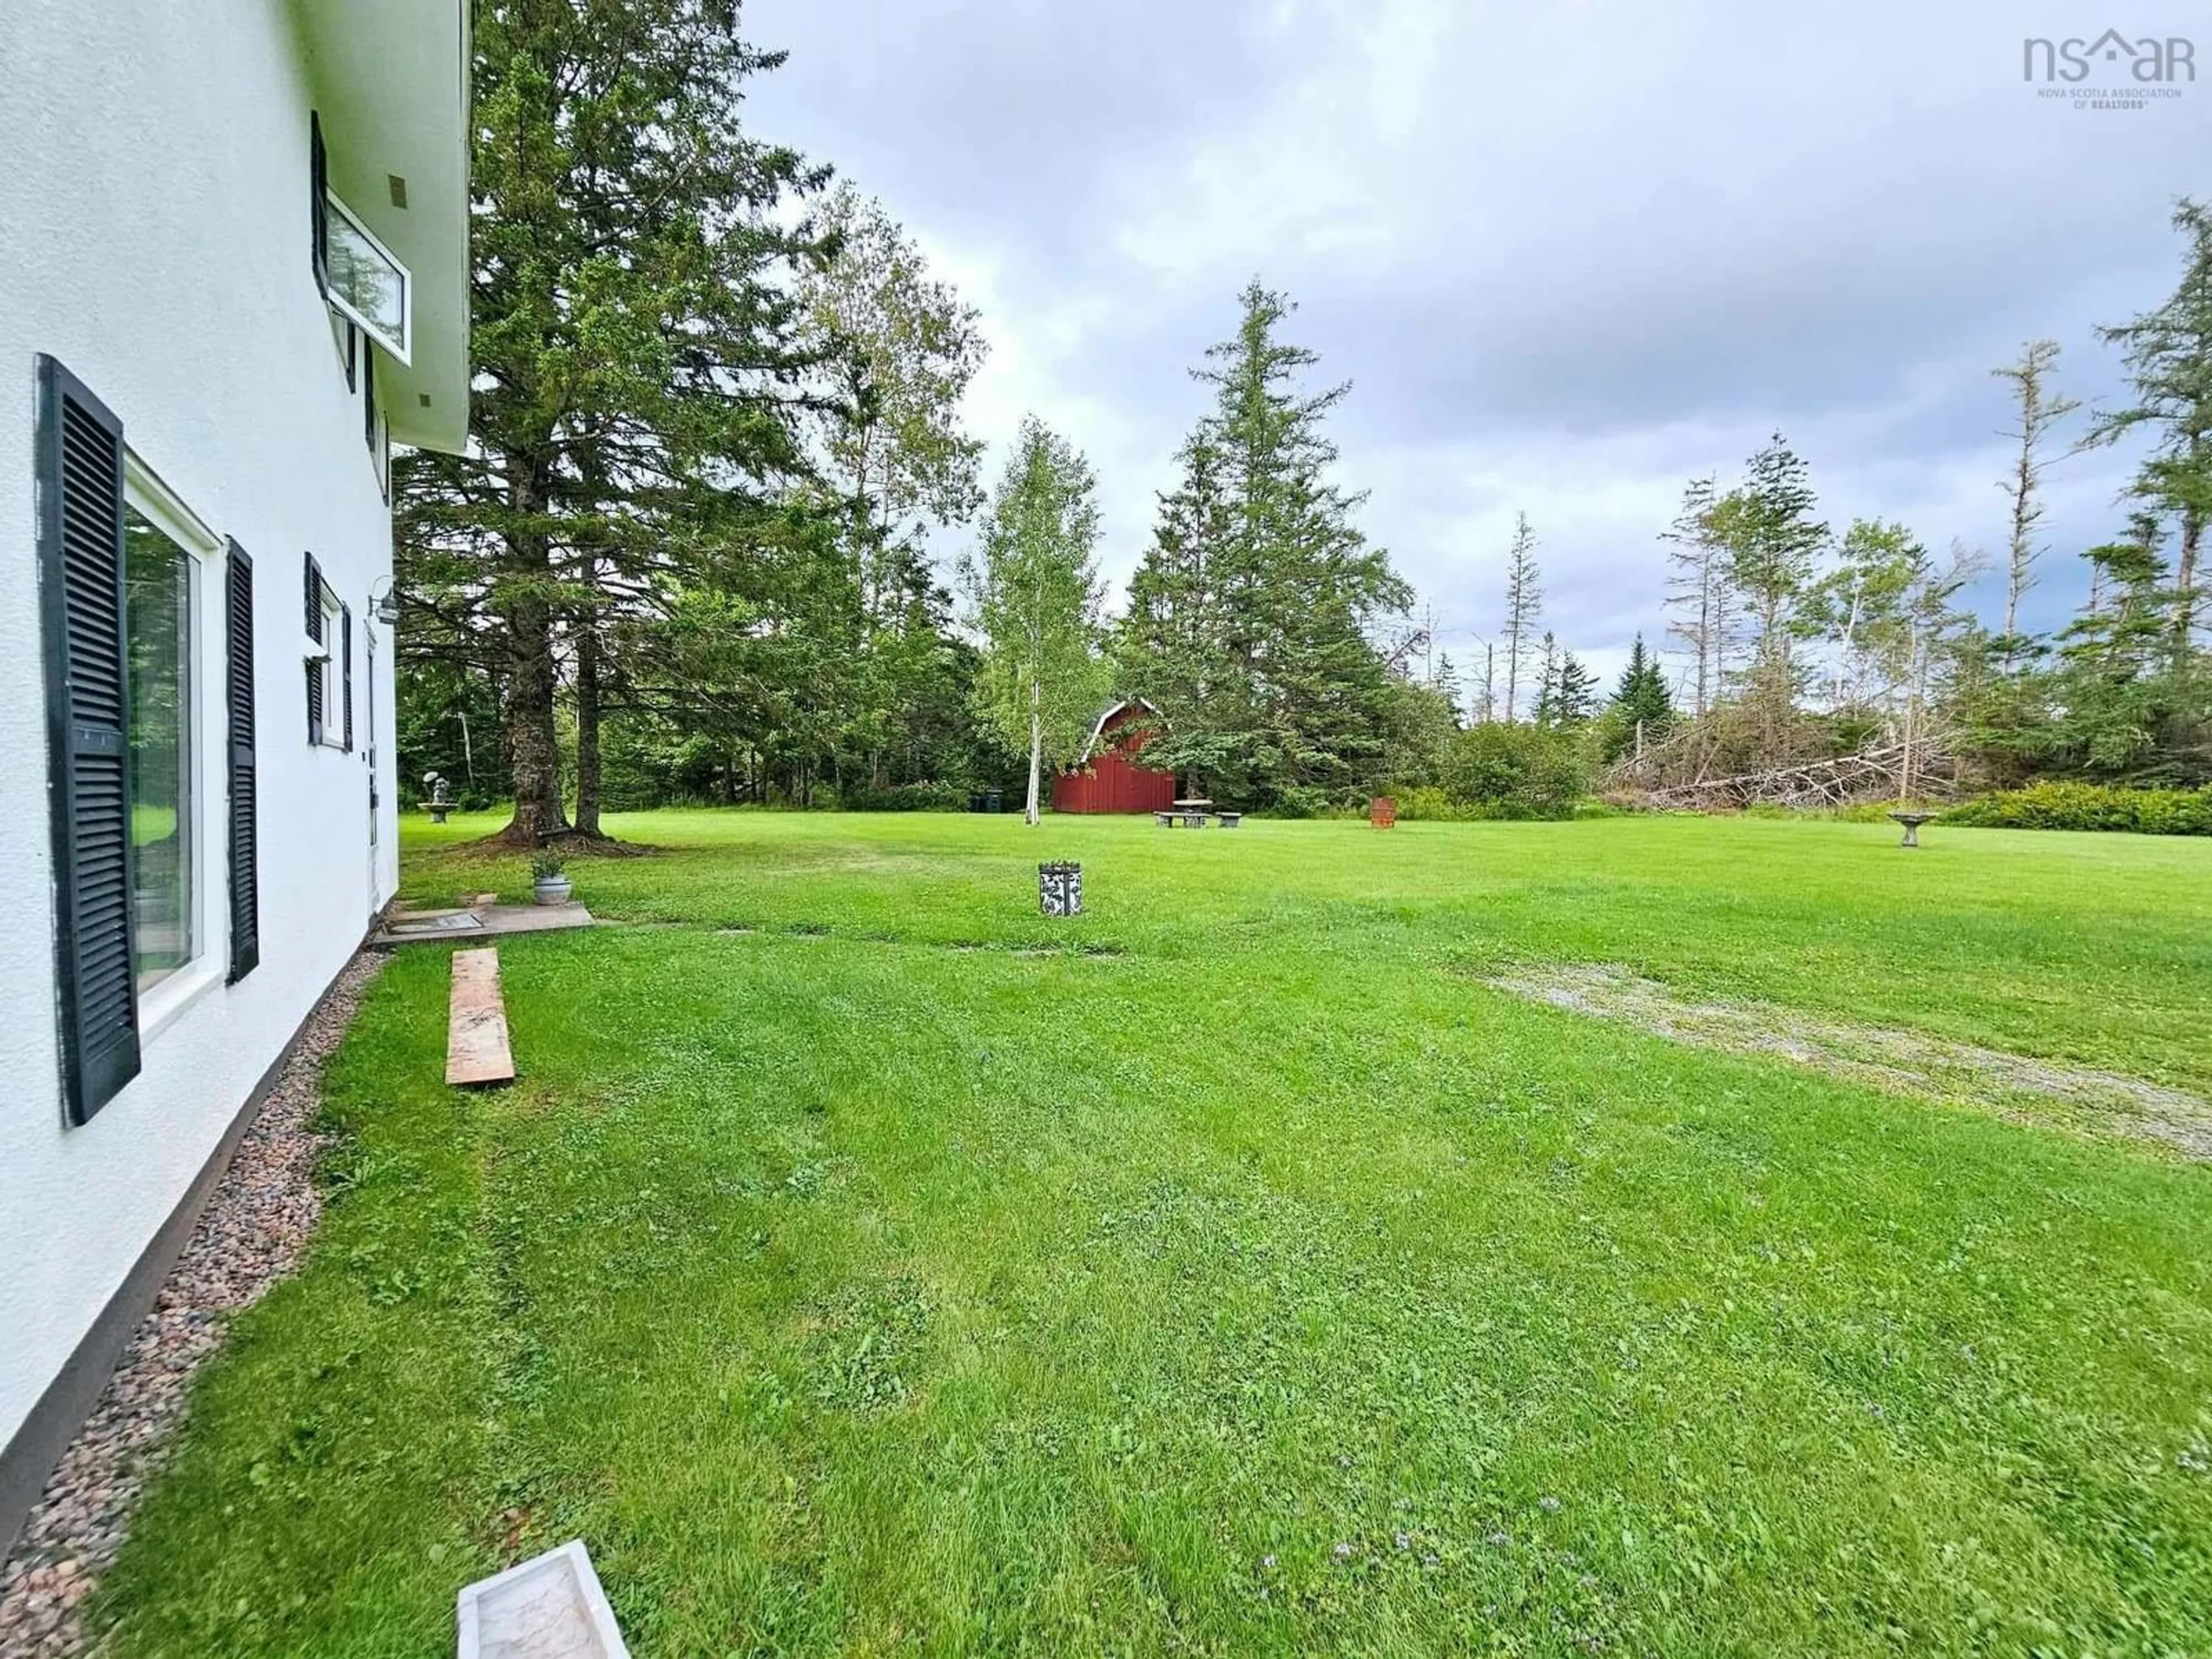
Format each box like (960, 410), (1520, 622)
(0, 1), (471, 1553)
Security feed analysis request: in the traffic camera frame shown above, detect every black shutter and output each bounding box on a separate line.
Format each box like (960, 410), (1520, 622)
(304, 552), (324, 745)
(340, 604), (354, 753)
(310, 111), (329, 291)
(226, 541), (260, 983)
(35, 355), (141, 1124)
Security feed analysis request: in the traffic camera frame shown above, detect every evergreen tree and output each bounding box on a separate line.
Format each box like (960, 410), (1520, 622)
(1501, 512), (1542, 722)
(2066, 512), (2176, 677)
(395, 0), (828, 843)
(1552, 652), (1599, 724)
(1120, 430), (1235, 779)
(1529, 630), (1562, 725)
(961, 418), (1111, 824)
(1118, 281), (1409, 804)
(2086, 198), (2212, 660)
(1708, 435), (1827, 755)
(1432, 650), (1464, 720)
(1607, 634), (1675, 744)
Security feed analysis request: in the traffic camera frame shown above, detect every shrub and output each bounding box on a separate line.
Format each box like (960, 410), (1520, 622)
(1392, 786), (1474, 821)
(1944, 782), (2212, 835)
(840, 781), (969, 813)
(1265, 785), (1332, 820)
(1436, 724), (1588, 820)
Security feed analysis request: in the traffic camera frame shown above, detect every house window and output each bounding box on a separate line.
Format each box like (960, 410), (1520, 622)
(36, 354), (244, 1123)
(312, 578), (344, 747)
(123, 502), (196, 991)
(363, 340), (389, 499)
(322, 190), (411, 365)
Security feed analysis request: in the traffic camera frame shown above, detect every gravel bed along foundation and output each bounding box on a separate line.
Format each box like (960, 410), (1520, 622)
(0, 952), (387, 1659)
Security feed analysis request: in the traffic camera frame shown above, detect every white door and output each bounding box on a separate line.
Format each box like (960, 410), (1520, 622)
(365, 627), (381, 914)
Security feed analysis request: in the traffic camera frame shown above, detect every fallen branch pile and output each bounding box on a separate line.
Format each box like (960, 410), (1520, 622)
(1607, 732), (1958, 810)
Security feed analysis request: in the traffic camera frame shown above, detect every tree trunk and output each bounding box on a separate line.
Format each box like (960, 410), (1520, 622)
(1025, 681), (1043, 826)
(2175, 501), (2200, 661)
(497, 455), (569, 846)
(573, 622), (602, 838)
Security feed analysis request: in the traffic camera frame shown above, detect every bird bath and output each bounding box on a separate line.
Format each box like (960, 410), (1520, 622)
(1888, 810), (1936, 848)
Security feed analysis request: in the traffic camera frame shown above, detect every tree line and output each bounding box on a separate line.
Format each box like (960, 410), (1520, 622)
(1427, 197), (2209, 810)
(396, 1), (1004, 841)
(393, 5), (2207, 835)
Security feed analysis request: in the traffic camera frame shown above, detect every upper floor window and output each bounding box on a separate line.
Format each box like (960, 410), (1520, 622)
(310, 111), (412, 365)
(322, 191), (412, 365)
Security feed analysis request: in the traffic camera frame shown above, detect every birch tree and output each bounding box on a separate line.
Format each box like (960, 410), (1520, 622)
(961, 418), (1111, 824)
(797, 184), (987, 788)
(800, 184), (987, 608)
(1661, 474), (1726, 715)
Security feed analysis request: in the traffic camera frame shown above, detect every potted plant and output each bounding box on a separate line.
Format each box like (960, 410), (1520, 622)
(529, 850), (572, 907)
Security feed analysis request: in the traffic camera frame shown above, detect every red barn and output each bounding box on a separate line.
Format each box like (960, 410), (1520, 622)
(1052, 699), (1177, 814)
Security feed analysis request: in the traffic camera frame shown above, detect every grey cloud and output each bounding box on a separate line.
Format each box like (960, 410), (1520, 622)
(746, 0), (2211, 662)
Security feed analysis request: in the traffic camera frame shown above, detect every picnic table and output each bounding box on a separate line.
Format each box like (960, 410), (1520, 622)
(1155, 798), (1240, 828)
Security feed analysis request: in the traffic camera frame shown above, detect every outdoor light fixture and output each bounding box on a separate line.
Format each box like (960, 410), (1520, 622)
(370, 576), (400, 625)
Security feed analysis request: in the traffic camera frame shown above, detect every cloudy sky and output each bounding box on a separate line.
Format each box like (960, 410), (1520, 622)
(747, 0), (2210, 695)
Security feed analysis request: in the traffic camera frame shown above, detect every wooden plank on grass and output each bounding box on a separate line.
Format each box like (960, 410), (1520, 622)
(446, 947), (515, 1087)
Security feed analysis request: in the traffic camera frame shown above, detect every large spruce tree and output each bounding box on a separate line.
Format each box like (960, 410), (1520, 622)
(395, 0), (828, 844)
(1120, 282), (1410, 805)
(1604, 635), (1674, 759)
(2087, 198), (2212, 661)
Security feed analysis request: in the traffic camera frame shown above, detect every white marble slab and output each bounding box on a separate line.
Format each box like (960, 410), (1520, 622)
(457, 1540), (628, 1659)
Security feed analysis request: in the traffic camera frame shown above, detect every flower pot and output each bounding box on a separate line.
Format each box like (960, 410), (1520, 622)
(532, 877), (572, 907)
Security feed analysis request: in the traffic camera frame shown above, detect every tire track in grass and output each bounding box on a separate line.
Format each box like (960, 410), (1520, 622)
(1482, 963), (2212, 1160)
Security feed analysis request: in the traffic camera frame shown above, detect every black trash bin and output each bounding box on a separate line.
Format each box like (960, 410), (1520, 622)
(984, 789), (1003, 813)
(968, 791), (985, 813)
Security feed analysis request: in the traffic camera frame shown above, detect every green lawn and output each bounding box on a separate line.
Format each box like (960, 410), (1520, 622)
(97, 812), (2212, 1656)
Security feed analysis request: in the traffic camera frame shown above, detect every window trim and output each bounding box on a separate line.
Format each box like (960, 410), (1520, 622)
(320, 188), (412, 366)
(121, 452), (225, 1040)
(309, 580), (347, 751)
(331, 310), (358, 388)
(310, 111), (329, 294)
